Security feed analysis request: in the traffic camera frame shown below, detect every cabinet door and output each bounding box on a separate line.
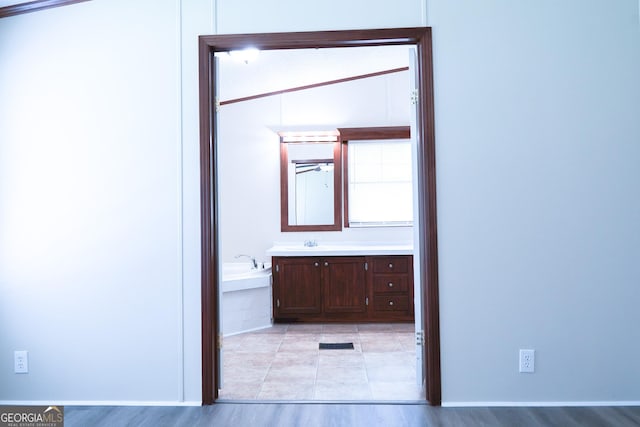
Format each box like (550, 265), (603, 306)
(322, 257), (367, 314)
(274, 257), (322, 317)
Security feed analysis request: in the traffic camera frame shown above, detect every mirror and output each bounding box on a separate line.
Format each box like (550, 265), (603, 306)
(291, 159), (334, 225)
(280, 139), (342, 231)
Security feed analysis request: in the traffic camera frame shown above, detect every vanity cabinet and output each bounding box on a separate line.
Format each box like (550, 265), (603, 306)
(272, 255), (413, 322)
(369, 256), (414, 320)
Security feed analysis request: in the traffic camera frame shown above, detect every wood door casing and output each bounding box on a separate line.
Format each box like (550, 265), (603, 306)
(200, 27), (441, 406)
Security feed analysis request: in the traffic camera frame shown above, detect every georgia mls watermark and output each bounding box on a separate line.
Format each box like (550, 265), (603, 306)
(0, 406), (64, 427)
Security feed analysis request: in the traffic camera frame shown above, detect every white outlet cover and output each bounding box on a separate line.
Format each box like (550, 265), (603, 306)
(519, 349), (535, 373)
(14, 350), (28, 374)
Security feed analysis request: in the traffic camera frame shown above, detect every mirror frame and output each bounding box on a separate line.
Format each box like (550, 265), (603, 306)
(280, 138), (342, 232)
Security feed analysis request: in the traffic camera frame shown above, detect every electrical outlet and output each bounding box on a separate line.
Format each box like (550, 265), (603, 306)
(519, 349), (535, 373)
(14, 350), (28, 374)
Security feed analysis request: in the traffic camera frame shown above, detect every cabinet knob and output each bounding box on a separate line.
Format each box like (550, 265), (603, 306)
(388, 282), (394, 287)
(388, 263), (393, 269)
(324, 262), (329, 267)
(389, 301), (394, 306)
(314, 262), (319, 267)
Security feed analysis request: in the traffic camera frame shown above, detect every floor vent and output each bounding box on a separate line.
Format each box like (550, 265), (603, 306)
(319, 342), (354, 350)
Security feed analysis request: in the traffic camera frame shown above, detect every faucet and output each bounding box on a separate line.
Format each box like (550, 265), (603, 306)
(235, 254), (257, 269)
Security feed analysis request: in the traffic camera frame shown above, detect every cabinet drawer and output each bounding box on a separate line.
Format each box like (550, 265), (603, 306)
(371, 256), (410, 274)
(373, 295), (409, 311)
(372, 275), (409, 293)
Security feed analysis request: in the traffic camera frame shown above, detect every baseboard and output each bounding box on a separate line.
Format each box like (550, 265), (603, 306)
(0, 401), (201, 407)
(442, 401), (640, 408)
(223, 324), (273, 337)
(4, 400), (638, 408)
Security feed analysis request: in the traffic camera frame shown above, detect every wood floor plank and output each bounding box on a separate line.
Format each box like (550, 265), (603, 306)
(63, 404), (640, 427)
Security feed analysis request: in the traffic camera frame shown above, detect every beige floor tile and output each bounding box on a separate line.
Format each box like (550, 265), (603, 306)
(218, 381), (263, 399)
(222, 335), (246, 350)
(318, 351), (366, 368)
(369, 381), (424, 400)
(322, 323), (359, 333)
(358, 331), (400, 341)
(270, 351), (318, 368)
(313, 380), (373, 400)
(279, 337), (321, 352)
(222, 323), (421, 401)
(242, 334), (285, 345)
(286, 324), (324, 333)
(366, 364), (415, 383)
(364, 351), (416, 383)
(363, 351), (414, 365)
(258, 381), (314, 400)
(285, 332), (322, 340)
(396, 333), (416, 352)
(358, 331), (398, 340)
(264, 365), (317, 382)
(357, 323), (395, 332)
(223, 351), (274, 368)
(223, 365), (270, 383)
(359, 339), (404, 353)
(391, 323), (415, 332)
(316, 365), (368, 384)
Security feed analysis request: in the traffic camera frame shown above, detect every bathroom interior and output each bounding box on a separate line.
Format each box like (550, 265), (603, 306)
(216, 44), (425, 401)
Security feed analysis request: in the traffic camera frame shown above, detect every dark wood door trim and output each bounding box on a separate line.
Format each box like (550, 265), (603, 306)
(0, 0), (91, 18)
(417, 28), (442, 406)
(198, 27), (440, 406)
(198, 38), (217, 405)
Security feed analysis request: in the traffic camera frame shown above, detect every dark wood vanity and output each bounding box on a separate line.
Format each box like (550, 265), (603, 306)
(272, 254), (414, 323)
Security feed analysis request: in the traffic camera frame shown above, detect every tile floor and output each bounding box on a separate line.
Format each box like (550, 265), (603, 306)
(219, 323), (424, 401)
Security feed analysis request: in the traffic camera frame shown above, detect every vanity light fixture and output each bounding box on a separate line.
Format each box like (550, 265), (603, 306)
(277, 129), (340, 143)
(280, 135), (338, 143)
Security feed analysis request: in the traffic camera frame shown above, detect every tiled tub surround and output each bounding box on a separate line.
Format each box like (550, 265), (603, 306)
(221, 263), (273, 336)
(219, 323), (424, 401)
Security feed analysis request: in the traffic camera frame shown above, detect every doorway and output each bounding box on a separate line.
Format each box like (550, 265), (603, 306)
(199, 27), (440, 405)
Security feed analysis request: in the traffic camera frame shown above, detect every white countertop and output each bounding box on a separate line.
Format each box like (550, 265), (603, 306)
(266, 242), (413, 257)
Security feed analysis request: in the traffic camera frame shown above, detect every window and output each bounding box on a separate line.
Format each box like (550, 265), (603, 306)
(346, 139), (413, 227)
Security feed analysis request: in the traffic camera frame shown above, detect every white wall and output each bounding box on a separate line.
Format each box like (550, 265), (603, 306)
(215, 0), (424, 33)
(0, 0), (187, 402)
(1, 0), (639, 406)
(429, 0), (640, 404)
(179, 0), (214, 404)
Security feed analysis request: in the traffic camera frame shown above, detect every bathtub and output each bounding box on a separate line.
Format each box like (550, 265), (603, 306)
(221, 262), (272, 336)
